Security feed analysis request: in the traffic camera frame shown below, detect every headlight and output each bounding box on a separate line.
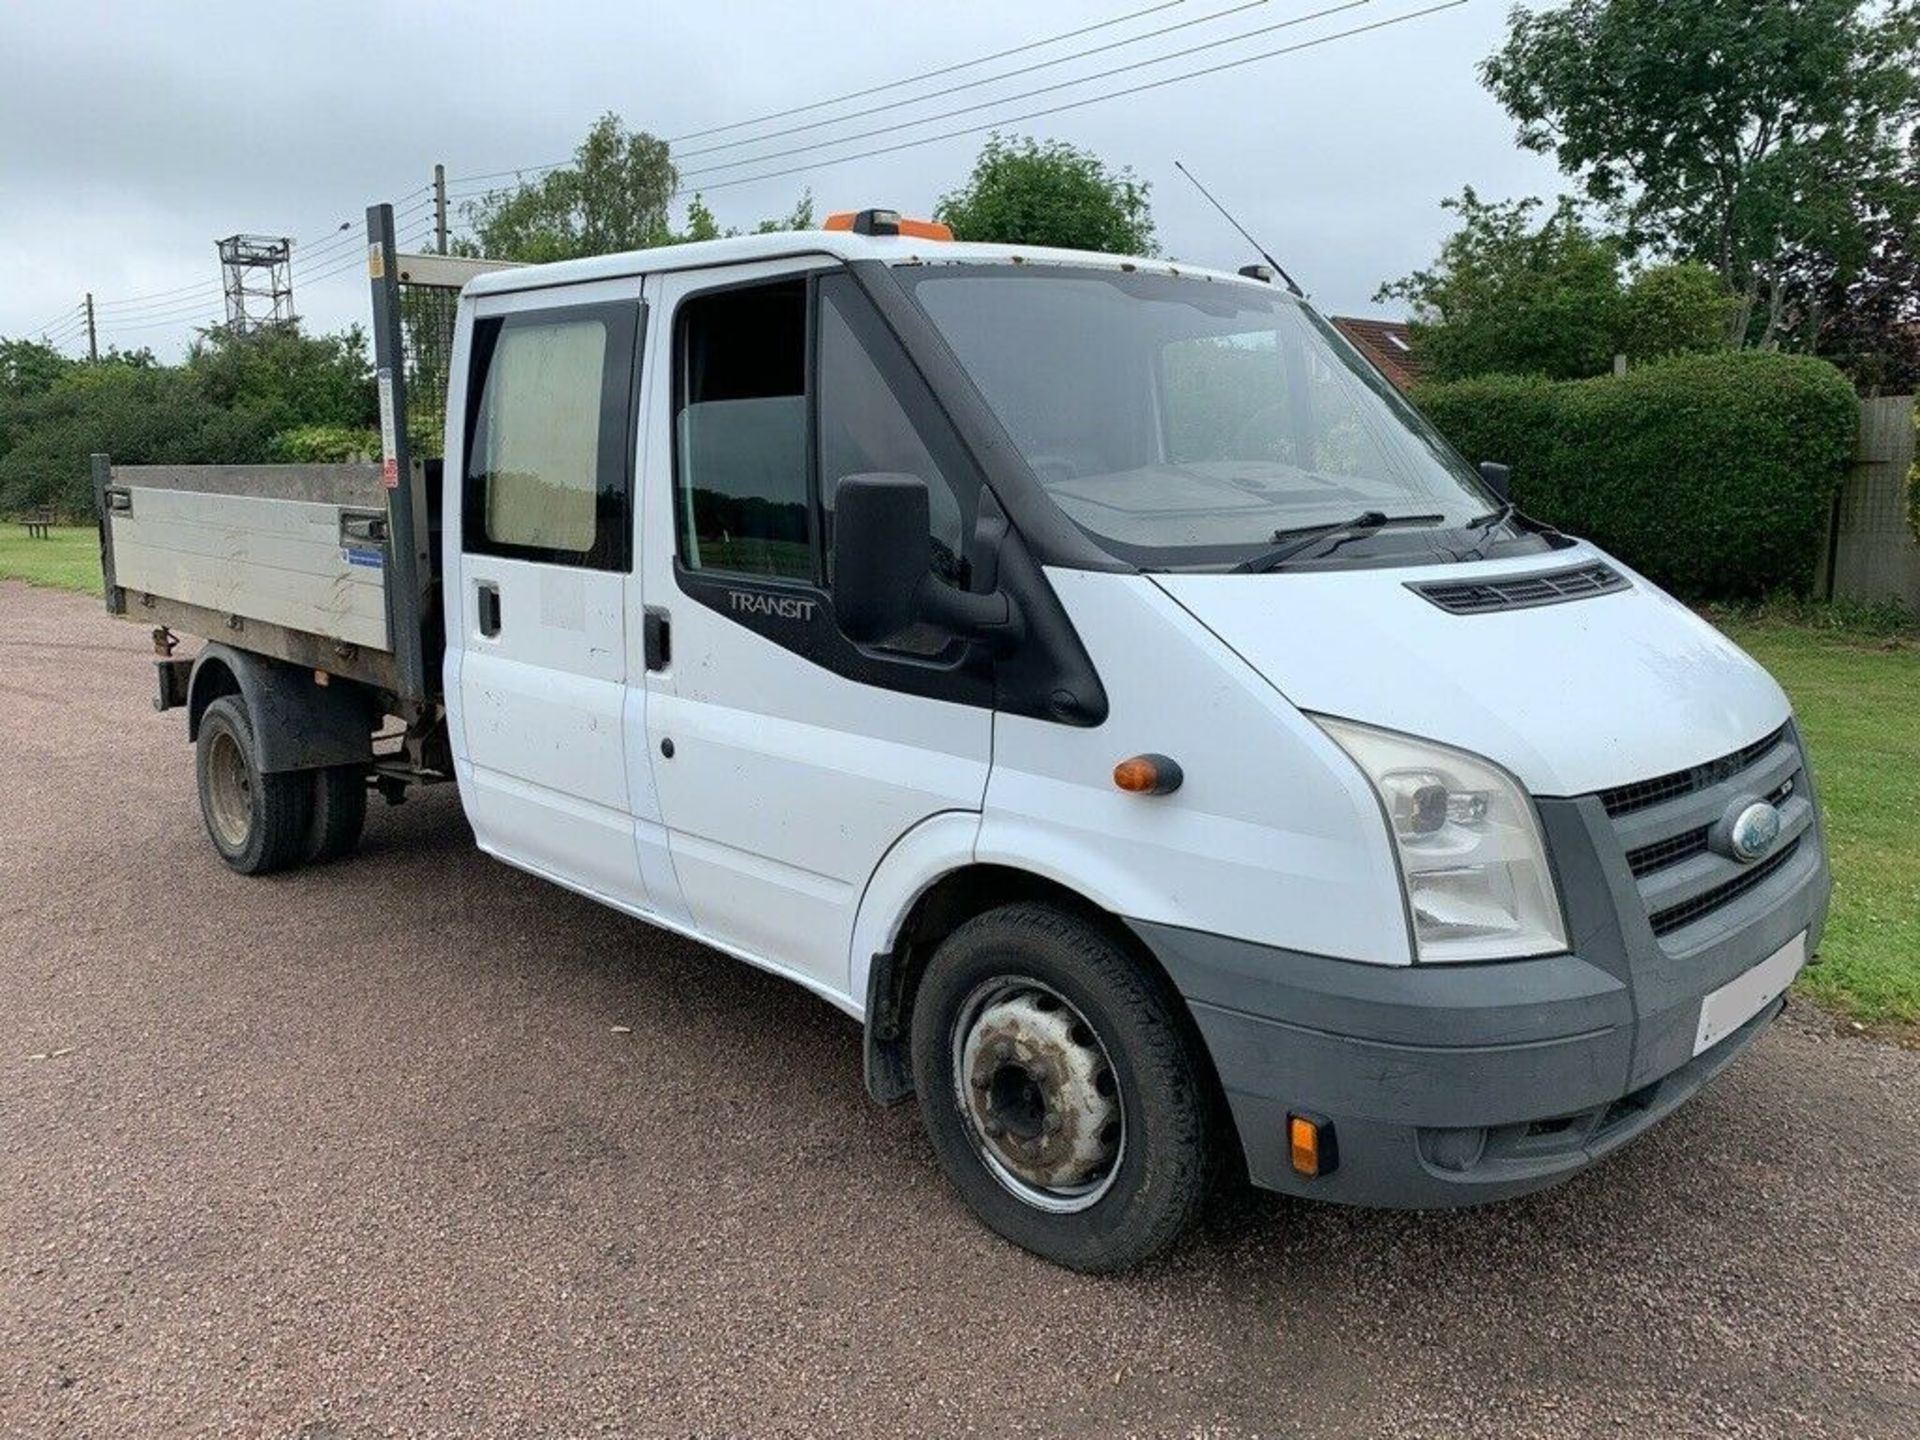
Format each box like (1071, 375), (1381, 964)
(1314, 716), (1567, 963)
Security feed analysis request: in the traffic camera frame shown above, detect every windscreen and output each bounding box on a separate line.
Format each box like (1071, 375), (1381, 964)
(903, 265), (1500, 568)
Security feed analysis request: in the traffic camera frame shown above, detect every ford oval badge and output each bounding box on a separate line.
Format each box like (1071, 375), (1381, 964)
(1729, 801), (1782, 863)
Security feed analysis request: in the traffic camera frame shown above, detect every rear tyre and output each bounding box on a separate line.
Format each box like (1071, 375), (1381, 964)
(910, 902), (1219, 1273)
(195, 695), (312, 876)
(305, 765), (368, 863)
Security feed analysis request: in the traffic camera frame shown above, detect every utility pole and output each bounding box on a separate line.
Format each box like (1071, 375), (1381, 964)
(434, 163), (448, 255)
(84, 292), (97, 363)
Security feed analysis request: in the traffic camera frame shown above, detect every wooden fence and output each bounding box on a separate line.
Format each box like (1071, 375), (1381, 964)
(1815, 394), (1918, 608)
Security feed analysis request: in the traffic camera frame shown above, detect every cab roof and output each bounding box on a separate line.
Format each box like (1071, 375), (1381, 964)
(461, 229), (1287, 300)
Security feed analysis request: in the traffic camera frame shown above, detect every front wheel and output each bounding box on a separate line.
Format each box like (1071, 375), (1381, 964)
(910, 903), (1220, 1272)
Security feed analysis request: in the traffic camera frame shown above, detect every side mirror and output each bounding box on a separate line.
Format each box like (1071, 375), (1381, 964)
(832, 474), (933, 645)
(831, 473), (1012, 646)
(1478, 461), (1512, 501)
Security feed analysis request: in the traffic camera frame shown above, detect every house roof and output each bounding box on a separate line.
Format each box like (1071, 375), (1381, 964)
(1329, 317), (1423, 391)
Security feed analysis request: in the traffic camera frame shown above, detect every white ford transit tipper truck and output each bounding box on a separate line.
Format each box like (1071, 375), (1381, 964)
(96, 205), (1830, 1271)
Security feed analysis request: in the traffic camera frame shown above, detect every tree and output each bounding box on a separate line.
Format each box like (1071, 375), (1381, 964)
(673, 190), (815, 243)
(935, 135), (1155, 254)
(186, 324), (375, 435)
(1782, 134), (1920, 390)
(1379, 190), (1630, 380)
(0, 363), (274, 516)
(465, 113), (678, 263)
(461, 114), (817, 261)
(1, 339), (74, 403)
(1381, 191), (1735, 379)
(1481, 0), (1920, 350)
(1623, 263), (1739, 363)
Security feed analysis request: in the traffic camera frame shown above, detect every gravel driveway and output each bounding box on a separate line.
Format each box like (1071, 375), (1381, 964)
(2, 579), (1916, 1439)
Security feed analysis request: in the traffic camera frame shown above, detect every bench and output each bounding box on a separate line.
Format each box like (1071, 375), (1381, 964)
(22, 509), (54, 539)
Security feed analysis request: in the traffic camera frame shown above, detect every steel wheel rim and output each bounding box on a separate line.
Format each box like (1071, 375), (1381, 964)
(950, 976), (1125, 1214)
(205, 728), (253, 850)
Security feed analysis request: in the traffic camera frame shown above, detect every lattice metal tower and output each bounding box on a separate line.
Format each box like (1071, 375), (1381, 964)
(216, 234), (295, 332)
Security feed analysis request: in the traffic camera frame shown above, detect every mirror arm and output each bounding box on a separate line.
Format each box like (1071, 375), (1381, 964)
(918, 578), (1021, 645)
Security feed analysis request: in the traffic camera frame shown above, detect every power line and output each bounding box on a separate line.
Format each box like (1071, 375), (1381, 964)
(443, 0), (1192, 190)
(92, 286), (227, 320)
(98, 307), (224, 335)
(677, 1), (1466, 197)
(289, 245), (384, 291)
(680, 0), (1370, 183)
(674, 0), (1273, 163)
(91, 278), (219, 311)
(673, 0), (1189, 145)
(84, 185), (434, 315)
(90, 287), (229, 324)
(21, 303), (82, 335)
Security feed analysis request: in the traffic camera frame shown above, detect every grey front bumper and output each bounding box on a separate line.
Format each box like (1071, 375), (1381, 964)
(1129, 788), (1832, 1208)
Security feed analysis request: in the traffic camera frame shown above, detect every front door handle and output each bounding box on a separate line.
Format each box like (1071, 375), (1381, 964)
(643, 607), (670, 671)
(477, 581), (501, 637)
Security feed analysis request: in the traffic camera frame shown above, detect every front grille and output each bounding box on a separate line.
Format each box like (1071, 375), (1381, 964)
(1594, 726), (1810, 945)
(1598, 726), (1788, 818)
(1648, 839), (1803, 937)
(1412, 562), (1629, 615)
(1626, 827), (1710, 877)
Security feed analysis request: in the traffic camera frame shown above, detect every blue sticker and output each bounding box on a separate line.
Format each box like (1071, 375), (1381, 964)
(343, 546), (385, 569)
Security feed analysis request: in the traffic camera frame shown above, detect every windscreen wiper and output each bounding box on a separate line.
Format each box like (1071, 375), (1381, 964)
(1466, 501), (1515, 532)
(1232, 511), (1445, 574)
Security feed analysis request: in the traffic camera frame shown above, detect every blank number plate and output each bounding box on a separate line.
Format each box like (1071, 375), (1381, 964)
(1694, 931), (1806, 1056)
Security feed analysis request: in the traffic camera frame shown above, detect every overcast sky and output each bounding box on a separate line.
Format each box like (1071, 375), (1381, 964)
(1, 0), (1561, 358)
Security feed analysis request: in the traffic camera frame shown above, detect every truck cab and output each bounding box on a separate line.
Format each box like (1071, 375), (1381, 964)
(107, 209), (1831, 1272)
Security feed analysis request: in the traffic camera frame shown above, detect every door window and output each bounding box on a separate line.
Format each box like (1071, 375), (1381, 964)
(462, 301), (638, 570)
(673, 280), (812, 581)
(671, 273), (980, 609)
(816, 276), (972, 590)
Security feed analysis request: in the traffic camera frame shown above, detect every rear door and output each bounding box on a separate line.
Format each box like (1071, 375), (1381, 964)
(637, 259), (995, 1000)
(445, 279), (654, 910)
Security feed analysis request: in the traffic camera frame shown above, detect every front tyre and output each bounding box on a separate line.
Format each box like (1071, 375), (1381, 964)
(911, 903), (1219, 1272)
(195, 695), (312, 875)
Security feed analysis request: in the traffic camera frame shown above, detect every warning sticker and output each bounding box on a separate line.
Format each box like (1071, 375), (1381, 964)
(368, 242), (385, 280)
(377, 368), (399, 489)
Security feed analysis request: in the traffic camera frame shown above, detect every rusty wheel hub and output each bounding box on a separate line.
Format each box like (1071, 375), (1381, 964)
(953, 980), (1123, 1213)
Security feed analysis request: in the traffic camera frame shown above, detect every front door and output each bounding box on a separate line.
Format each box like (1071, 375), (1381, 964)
(637, 261), (995, 1000)
(446, 279), (654, 912)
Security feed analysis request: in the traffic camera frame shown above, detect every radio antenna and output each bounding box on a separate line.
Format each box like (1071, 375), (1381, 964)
(1174, 159), (1304, 298)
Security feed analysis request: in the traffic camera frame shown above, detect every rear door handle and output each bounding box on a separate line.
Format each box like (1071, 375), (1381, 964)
(643, 607), (670, 671)
(477, 581), (501, 637)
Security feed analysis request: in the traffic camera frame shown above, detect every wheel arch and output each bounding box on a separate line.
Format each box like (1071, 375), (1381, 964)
(858, 852), (1234, 1175)
(186, 643), (380, 773)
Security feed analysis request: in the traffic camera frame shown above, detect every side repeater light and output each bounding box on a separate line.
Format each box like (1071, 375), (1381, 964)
(1113, 754), (1183, 795)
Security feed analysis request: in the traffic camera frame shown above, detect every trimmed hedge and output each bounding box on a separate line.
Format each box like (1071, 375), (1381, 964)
(1413, 352), (1859, 600)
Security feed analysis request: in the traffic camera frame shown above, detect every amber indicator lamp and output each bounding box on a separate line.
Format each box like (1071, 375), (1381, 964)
(1289, 1113), (1338, 1177)
(1112, 753), (1184, 795)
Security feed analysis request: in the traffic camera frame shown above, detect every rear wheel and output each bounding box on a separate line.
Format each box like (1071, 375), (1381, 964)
(911, 902), (1219, 1272)
(195, 695), (311, 875)
(305, 765), (368, 863)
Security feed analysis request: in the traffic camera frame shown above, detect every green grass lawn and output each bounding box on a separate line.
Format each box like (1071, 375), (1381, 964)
(1720, 620), (1920, 1029)
(0, 524), (102, 594)
(4, 523), (1914, 1027)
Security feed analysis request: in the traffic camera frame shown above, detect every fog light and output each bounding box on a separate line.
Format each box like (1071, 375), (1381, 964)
(1419, 1125), (1488, 1173)
(1288, 1113), (1337, 1177)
